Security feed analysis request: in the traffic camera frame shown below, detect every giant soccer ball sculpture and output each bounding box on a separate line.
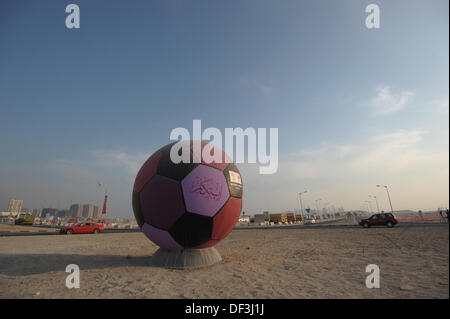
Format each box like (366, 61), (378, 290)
(132, 141), (243, 269)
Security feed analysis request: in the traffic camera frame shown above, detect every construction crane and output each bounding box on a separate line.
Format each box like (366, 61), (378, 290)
(98, 182), (109, 218)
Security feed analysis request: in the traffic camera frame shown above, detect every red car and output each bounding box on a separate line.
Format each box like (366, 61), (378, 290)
(60, 223), (104, 234)
(359, 213), (398, 228)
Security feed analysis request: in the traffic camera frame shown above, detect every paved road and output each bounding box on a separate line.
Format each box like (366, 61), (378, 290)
(0, 221), (447, 237)
(234, 221), (448, 231)
(0, 228), (141, 237)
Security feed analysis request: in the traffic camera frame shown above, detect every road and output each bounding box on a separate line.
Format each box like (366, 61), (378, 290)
(0, 220), (447, 237)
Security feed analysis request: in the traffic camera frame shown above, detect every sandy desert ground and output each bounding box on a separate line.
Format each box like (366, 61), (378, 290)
(0, 224), (59, 233)
(0, 224), (448, 299)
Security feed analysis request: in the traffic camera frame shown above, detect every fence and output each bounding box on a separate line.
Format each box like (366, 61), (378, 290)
(395, 214), (446, 222)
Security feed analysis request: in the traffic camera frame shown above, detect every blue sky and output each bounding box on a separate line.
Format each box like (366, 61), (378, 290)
(0, 0), (448, 216)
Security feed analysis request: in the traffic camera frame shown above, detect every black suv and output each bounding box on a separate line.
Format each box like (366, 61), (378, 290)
(359, 213), (398, 228)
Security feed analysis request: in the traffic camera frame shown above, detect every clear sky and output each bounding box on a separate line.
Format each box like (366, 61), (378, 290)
(1, 0), (448, 217)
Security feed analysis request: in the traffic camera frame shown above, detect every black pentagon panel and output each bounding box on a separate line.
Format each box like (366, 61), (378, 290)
(132, 190), (145, 228)
(169, 212), (213, 248)
(223, 163), (243, 199)
(155, 141), (176, 153)
(157, 142), (199, 181)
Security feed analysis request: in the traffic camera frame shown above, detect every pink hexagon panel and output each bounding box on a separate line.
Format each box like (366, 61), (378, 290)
(212, 197), (242, 240)
(181, 165), (230, 217)
(133, 151), (162, 192)
(142, 223), (183, 250)
(140, 175), (185, 230)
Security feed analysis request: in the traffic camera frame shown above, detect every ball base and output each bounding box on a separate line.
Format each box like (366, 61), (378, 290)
(148, 247), (222, 269)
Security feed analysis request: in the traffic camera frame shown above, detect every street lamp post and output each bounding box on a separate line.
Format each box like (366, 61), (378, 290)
(365, 200), (373, 214)
(298, 191), (307, 216)
(322, 202), (331, 216)
(377, 184), (394, 214)
(315, 198), (322, 216)
(362, 204), (370, 214)
(369, 195), (380, 213)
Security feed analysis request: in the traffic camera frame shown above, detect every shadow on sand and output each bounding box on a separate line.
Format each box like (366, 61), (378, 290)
(0, 253), (152, 276)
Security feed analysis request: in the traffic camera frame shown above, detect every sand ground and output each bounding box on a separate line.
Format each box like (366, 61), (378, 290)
(0, 224), (448, 299)
(0, 224), (59, 233)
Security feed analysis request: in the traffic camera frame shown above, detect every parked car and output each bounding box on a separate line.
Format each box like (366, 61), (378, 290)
(305, 218), (316, 224)
(60, 223), (104, 234)
(359, 213), (397, 228)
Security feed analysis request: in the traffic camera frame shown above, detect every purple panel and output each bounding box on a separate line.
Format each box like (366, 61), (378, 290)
(142, 223), (183, 250)
(181, 165), (230, 217)
(140, 175), (185, 230)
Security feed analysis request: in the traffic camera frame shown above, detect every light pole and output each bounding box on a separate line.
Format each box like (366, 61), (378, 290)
(298, 191), (307, 216)
(362, 204), (369, 214)
(322, 202), (331, 215)
(377, 184), (394, 214)
(368, 195), (380, 214)
(365, 200), (373, 214)
(315, 198), (322, 216)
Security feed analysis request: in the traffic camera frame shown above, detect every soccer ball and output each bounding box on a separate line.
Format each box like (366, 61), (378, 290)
(132, 141), (243, 249)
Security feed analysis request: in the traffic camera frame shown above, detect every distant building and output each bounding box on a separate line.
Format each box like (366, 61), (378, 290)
(286, 212), (296, 222)
(269, 213), (288, 224)
(0, 211), (14, 217)
(42, 208), (58, 218)
(57, 209), (70, 218)
(7, 198), (23, 213)
(69, 204), (83, 218)
(0, 211), (16, 223)
(238, 215), (250, 223)
(69, 204), (100, 219)
(82, 204), (92, 218)
(82, 204), (94, 218)
(93, 205), (102, 219)
(253, 214), (266, 223)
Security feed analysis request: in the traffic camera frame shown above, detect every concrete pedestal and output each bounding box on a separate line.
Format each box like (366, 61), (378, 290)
(149, 247), (222, 269)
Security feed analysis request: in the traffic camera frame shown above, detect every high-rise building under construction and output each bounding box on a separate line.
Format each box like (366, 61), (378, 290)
(7, 198), (23, 213)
